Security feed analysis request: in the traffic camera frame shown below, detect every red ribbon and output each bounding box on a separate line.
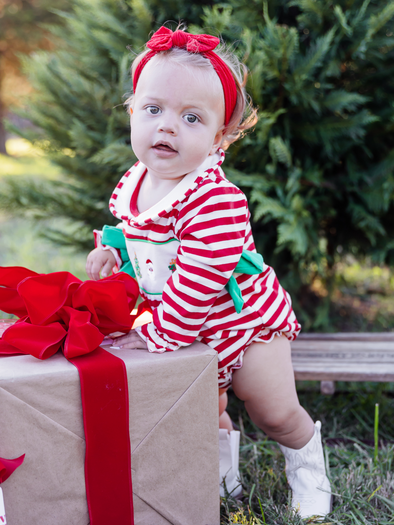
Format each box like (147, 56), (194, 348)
(0, 455), (25, 484)
(0, 266), (149, 524)
(70, 348), (134, 524)
(133, 26), (238, 126)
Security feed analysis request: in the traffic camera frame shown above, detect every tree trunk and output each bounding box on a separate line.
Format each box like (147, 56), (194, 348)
(0, 54), (8, 155)
(0, 107), (7, 155)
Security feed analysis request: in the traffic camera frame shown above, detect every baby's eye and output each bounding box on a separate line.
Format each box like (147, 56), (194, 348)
(146, 106), (160, 115)
(183, 114), (199, 124)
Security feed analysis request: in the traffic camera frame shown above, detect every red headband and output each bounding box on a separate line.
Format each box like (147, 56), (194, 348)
(133, 27), (237, 127)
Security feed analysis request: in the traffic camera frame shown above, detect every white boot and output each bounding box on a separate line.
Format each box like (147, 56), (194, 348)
(219, 429), (242, 497)
(279, 421), (332, 519)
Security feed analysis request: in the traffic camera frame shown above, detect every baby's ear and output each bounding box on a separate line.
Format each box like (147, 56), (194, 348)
(209, 127), (225, 155)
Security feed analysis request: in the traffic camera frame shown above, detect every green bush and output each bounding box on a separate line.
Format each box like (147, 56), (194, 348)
(2, 0), (394, 329)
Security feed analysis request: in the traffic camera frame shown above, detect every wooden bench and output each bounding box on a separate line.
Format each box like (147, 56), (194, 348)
(291, 333), (394, 394)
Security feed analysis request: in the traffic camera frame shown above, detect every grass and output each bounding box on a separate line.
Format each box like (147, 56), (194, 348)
(1, 138), (63, 179)
(0, 216), (87, 274)
(223, 387), (394, 524)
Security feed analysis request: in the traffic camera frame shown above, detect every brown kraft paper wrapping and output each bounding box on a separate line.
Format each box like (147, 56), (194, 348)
(0, 342), (220, 525)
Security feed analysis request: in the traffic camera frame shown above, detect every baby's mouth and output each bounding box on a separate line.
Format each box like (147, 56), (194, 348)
(153, 142), (177, 153)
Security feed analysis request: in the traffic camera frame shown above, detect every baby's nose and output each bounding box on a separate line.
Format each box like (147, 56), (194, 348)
(158, 115), (177, 135)
(159, 125), (176, 135)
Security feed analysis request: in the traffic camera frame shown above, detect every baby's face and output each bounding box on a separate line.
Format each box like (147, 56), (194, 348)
(130, 57), (225, 183)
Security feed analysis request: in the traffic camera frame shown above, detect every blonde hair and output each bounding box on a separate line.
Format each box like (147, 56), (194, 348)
(125, 34), (258, 150)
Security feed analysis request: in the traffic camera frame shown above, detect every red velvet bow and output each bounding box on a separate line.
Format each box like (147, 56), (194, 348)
(0, 266), (143, 524)
(147, 26), (220, 53)
(0, 266), (140, 359)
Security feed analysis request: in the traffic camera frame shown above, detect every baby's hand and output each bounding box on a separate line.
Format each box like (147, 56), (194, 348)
(86, 247), (116, 280)
(110, 330), (148, 350)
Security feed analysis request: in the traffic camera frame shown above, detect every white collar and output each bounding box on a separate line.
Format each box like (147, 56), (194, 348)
(110, 149), (225, 226)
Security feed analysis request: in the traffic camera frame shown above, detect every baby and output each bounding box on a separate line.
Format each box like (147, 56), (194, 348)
(86, 26), (331, 519)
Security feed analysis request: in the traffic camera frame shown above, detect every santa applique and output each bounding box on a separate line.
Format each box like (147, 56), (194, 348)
(146, 259), (154, 279)
(168, 258), (177, 273)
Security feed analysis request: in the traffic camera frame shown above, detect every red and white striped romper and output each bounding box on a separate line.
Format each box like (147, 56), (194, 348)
(109, 149), (301, 388)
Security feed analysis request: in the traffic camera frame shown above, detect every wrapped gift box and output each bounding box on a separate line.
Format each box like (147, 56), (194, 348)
(0, 342), (219, 525)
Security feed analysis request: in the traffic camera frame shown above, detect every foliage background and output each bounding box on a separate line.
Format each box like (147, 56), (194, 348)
(1, 3), (394, 523)
(1, 0), (394, 332)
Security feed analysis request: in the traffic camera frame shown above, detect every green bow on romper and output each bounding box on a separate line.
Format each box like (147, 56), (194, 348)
(101, 225), (264, 314)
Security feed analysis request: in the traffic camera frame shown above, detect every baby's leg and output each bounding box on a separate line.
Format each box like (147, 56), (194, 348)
(218, 388), (242, 497)
(218, 388), (233, 432)
(231, 336), (331, 517)
(231, 336), (314, 449)
(233, 336), (331, 518)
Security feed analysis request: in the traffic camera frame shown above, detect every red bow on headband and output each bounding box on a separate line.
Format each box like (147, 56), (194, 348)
(147, 26), (220, 53)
